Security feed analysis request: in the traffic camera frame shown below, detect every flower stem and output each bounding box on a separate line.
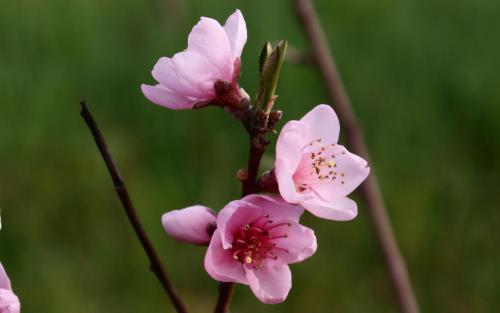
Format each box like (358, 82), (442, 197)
(242, 141), (266, 196)
(214, 133), (267, 313)
(80, 100), (188, 313)
(292, 1), (419, 313)
(213, 282), (236, 313)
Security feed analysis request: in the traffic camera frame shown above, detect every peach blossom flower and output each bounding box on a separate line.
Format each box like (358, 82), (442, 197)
(142, 10), (247, 110)
(275, 104), (370, 221)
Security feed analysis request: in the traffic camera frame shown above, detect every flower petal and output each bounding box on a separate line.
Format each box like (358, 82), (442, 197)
(162, 205), (217, 245)
(271, 221), (317, 264)
(275, 120), (311, 204)
(302, 196), (358, 221)
(0, 263), (11, 290)
(243, 194), (304, 223)
(223, 9), (247, 60)
(0, 290), (20, 313)
(217, 199), (262, 249)
(311, 145), (370, 200)
(187, 17), (233, 80)
(151, 53), (219, 99)
(299, 104), (340, 146)
(0, 264), (19, 313)
(275, 161), (314, 204)
(276, 120), (306, 173)
(141, 84), (196, 110)
(204, 230), (247, 284)
(245, 260), (292, 304)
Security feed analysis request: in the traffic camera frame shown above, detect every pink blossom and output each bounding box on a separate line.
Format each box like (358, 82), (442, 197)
(141, 10), (247, 110)
(0, 263), (20, 313)
(275, 104), (370, 221)
(205, 195), (316, 304)
(162, 205), (217, 245)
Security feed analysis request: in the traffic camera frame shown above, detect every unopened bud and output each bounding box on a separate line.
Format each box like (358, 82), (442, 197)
(237, 168), (249, 181)
(267, 110), (283, 130)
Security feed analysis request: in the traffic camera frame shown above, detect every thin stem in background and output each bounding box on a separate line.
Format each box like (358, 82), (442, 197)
(293, 1), (420, 313)
(80, 100), (189, 313)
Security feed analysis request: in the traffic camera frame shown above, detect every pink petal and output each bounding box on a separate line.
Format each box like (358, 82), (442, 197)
(152, 53), (219, 99)
(299, 104), (340, 146)
(0, 263), (11, 290)
(276, 120), (305, 173)
(275, 161), (314, 204)
(311, 145), (370, 201)
(0, 289), (20, 313)
(0, 264), (20, 313)
(245, 260), (292, 304)
(243, 194), (304, 223)
(162, 205), (217, 245)
(223, 9), (247, 60)
(204, 230), (247, 284)
(271, 221), (317, 264)
(187, 17), (233, 81)
(217, 199), (261, 249)
(141, 84), (196, 110)
(275, 120), (311, 203)
(274, 161), (298, 202)
(302, 196), (358, 221)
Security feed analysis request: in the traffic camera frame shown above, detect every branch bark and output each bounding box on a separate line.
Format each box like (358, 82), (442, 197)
(80, 99), (188, 313)
(293, 1), (419, 313)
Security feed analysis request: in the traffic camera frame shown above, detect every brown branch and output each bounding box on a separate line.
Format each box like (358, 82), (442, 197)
(293, 1), (420, 313)
(80, 99), (188, 313)
(213, 281), (236, 313)
(214, 138), (266, 313)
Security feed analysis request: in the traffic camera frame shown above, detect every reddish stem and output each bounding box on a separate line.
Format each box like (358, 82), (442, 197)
(214, 138), (266, 313)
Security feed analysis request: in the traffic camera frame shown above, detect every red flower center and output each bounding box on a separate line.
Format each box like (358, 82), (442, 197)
(231, 214), (291, 268)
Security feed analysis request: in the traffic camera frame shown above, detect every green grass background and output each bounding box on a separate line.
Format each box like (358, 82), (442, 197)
(1, 0), (499, 312)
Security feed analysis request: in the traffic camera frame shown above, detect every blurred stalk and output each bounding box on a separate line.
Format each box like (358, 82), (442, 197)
(293, 1), (420, 313)
(80, 100), (188, 313)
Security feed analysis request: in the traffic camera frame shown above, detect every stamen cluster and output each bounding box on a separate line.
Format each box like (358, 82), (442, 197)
(231, 214), (291, 267)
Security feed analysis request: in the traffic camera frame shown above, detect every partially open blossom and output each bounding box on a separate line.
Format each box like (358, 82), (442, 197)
(161, 195), (316, 304)
(0, 263), (20, 313)
(141, 9), (247, 110)
(275, 104), (370, 221)
(162, 205), (217, 245)
(205, 195), (316, 304)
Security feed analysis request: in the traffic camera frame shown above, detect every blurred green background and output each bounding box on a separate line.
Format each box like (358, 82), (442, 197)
(1, 0), (499, 312)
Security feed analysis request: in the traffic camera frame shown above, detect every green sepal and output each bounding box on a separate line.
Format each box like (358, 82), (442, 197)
(259, 41), (272, 75)
(255, 40), (288, 112)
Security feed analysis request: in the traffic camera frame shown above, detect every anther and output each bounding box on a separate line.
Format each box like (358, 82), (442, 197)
(270, 234), (288, 240)
(265, 222), (292, 231)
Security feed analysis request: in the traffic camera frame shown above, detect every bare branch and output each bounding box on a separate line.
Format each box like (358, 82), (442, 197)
(80, 99), (188, 313)
(293, 1), (420, 313)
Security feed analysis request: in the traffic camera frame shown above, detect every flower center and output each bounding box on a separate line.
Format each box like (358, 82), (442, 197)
(293, 138), (347, 191)
(231, 214), (291, 268)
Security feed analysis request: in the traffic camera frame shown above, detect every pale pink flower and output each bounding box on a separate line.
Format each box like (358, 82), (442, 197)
(162, 205), (217, 245)
(275, 104), (370, 221)
(0, 263), (20, 313)
(205, 195), (316, 304)
(141, 9), (247, 110)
